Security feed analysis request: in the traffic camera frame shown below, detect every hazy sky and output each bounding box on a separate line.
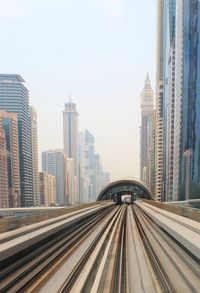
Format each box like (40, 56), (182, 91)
(0, 0), (156, 180)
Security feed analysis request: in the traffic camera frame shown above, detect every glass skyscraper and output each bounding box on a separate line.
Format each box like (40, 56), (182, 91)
(156, 0), (200, 201)
(0, 74), (33, 206)
(174, 0), (200, 200)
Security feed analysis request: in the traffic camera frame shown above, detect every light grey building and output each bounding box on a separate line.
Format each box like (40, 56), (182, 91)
(30, 107), (40, 206)
(63, 97), (79, 201)
(94, 154), (102, 199)
(0, 74), (33, 207)
(42, 149), (66, 205)
(102, 172), (110, 187)
(140, 74), (155, 194)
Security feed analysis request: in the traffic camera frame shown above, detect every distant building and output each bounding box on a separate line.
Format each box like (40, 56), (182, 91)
(79, 130), (95, 202)
(66, 158), (76, 205)
(140, 74), (155, 194)
(78, 132), (85, 203)
(94, 154), (102, 198)
(63, 97), (79, 201)
(0, 112), (20, 207)
(0, 127), (9, 208)
(39, 172), (56, 206)
(0, 74), (33, 207)
(30, 107), (40, 206)
(102, 172), (110, 187)
(42, 150), (66, 205)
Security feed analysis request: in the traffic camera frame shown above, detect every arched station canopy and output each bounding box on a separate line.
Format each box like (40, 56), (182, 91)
(97, 178), (153, 202)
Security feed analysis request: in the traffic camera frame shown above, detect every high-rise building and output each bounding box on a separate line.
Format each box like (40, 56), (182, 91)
(78, 132), (85, 203)
(79, 130), (106, 202)
(94, 154), (102, 198)
(0, 112), (20, 207)
(140, 74), (155, 193)
(84, 129), (95, 201)
(63, 97), (79, 180)
(42, 150), (67, 205)
(79, 130), (95, 202)
(30, 107), (40, 206)
(102, 171), (110, 187)
(0, 127), (9, 208)
(39, 172), (56, 206)
(173, 0), (200, 200)
(66, 158), (76, 205)
(155, 0), (165, 201)
(0, 74), (33, 207)
(155, 82), (164, 201)
(155, 0), (200, 201)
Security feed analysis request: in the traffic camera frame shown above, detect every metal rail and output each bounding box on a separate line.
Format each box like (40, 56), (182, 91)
(0, 201), (199, 293)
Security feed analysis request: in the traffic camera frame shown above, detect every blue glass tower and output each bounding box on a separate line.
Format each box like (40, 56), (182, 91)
(175, 0), (200, 199)
(0, 74), (33, 206)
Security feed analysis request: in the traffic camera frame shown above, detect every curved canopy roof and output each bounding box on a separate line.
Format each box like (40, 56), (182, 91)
(97, 178), (153, 201)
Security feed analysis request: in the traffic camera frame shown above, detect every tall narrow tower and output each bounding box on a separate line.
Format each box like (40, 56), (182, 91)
(140, 74), (155, 192)
(30, 107), (40, 206)
(63, 96), (79, 201)
(63, 96), (78, 171)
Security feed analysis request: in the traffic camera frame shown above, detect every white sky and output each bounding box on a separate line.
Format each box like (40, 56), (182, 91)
(0, 0), (156, 180)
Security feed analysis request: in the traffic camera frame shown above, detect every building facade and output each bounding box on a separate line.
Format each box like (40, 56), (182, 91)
(155, 0), (165, 201)
(102, 172), (111, 187)
(0, 112), (20, 207)
(0, 127), (9, 208)
(140, 74), (155, 194)
(66, 158), (76, 205)
(63, 97), (79, 202)
(94, 154), (102, 198)
(42, 150), (66, 205)
(0, 74), (33, 206)
(39, 172), (56, 206)
(155, 0), (200, 201)
(30, 107), (40, 206)
(174, 0), (200, 200)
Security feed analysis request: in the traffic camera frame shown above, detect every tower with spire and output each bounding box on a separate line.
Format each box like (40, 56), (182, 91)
(140, 73), (154, 110)
(63, 94), (79, 203)
(140, 74), (155, 195)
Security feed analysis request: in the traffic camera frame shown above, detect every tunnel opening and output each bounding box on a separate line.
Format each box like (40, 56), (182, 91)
(97, 179), (153, 204)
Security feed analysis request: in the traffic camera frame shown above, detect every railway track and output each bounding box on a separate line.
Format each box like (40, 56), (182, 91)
(0, 201), (199, 293)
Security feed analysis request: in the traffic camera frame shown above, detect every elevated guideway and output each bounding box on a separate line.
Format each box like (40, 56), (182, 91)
(0, 199), (199, 292)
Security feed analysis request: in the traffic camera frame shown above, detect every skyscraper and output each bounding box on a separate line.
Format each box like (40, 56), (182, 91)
(0, 127), (9, 208)
(140, 74), (155, 193)
(78, 132), (85, 203)
(0, 112), (20, 207)
(155, 0), (200, 201)
(155, 0), (165, 201)
(63, 96), (79, 202)
(173, 0), (200, 200)
(94, 154), (102, 198)
(102, 172), (110, 187)
(0, 74), (33, 206)
(84, 130), (95, 201)
(30, 107), (40, 206)
(66, 158), (76, 205)
(39, 172), (56, 207)
(42, 149), (67, 205)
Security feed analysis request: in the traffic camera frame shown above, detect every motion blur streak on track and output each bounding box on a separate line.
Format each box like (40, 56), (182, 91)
(0, 201), (199, 293)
